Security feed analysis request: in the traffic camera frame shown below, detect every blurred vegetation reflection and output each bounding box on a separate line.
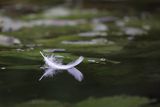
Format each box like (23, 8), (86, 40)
(0, 0), (160, 107)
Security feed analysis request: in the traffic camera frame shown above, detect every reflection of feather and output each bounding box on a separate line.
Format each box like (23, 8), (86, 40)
(67, 67), (83, 82)
(39, 68), (56, 81)
(39, 51), (84, 82)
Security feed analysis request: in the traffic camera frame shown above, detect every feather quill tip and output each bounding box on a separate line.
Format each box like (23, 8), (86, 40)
(40, 51), (45, 58)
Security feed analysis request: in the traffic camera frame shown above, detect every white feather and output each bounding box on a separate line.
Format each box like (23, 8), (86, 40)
(39, 68), (57, 81)
(40, 51), (84, 69)
(39, 51), (84, 82)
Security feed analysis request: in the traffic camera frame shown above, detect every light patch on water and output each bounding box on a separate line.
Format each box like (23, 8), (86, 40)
(106, 59), (120, 64)
(15, 44), (42, 51)
(43, 7), (71, 17)
(78, 22), (108, 37)
(43, 49), (66, 53)
(78, 31), (107, 37)
(25, 44), (42, 48)
(88, 59), (96, 63)
(16, 48), (25, 52)
(115, 20), (126, 27)
(122, 27), (147, 36)
(62, 38), (108, 45)
(27, 47), (34, 51)
(123, 16), (130, 22)
(0, 16), (21, 32)
(93, 23), (108, 31)
(0, 34), (21, 46)
(0, 16), (86, 32)
(1, 67), (6, 70)
(88, 58), (107, 64)
(87, 57), (120, 64)
(142, 25), (151, 30)
(87, 57), (106, 64)
(127, 36), (135, 41)
(100, 58), (106, 61)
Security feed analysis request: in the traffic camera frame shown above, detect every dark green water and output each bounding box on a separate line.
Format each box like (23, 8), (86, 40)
(0, 49), (160, 107)
(0, 5), (160, 107)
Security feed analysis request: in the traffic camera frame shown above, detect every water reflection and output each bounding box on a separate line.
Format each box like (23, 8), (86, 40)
(0, 1), (160, 107)
(0, 54), (160, 106)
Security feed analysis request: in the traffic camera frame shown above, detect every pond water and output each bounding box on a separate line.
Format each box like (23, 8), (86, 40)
(0, 5), (160, 107)
(1, 44), (160, 107)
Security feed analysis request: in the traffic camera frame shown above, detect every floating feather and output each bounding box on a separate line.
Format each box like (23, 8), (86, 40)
(39, 51), (84, 82)
(40, 51), (84, 70)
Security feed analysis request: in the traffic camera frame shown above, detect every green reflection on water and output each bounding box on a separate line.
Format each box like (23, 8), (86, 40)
(0, 5), (160, 107)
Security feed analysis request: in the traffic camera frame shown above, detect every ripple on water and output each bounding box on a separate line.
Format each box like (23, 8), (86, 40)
(43, 49), (66, 53)
(62, 38), (108, 45)
(1, 67), (6, 70)
(87, 57), (120, 64)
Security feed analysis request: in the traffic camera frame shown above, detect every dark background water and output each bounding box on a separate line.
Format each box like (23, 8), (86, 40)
(0, 0), (160, 107)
